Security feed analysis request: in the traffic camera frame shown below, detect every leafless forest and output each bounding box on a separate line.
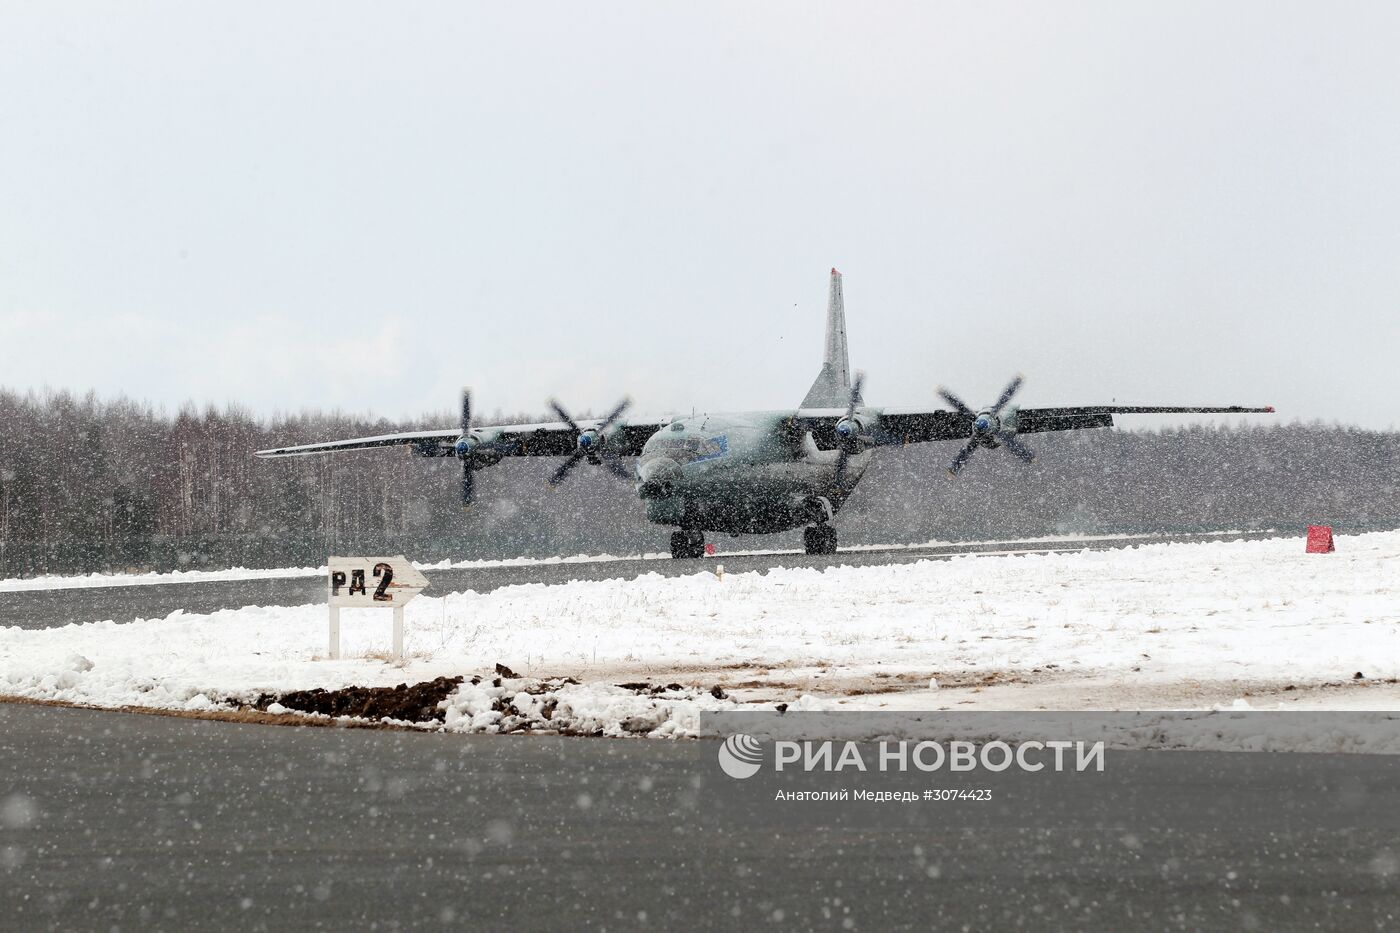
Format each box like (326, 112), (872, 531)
(1, 388), (1396, 577)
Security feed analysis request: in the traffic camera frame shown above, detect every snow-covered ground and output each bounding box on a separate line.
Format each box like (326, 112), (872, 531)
(2, 531), (1398, 736)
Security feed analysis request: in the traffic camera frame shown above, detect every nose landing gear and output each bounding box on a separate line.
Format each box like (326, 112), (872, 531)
(803, 524), (837, 555)
(670, 529), (706, 559)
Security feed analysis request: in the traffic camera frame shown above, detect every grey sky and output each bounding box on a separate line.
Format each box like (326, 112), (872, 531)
(2, 2), (1398, 427)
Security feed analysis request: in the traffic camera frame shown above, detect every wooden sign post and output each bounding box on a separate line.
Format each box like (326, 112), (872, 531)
(326, 555), (430, 661)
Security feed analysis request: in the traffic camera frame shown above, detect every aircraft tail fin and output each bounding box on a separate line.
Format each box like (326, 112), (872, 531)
(800, 268), (855, 408)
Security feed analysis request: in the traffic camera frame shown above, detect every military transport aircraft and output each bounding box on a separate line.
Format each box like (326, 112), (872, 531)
(257, 270), (1273, 559)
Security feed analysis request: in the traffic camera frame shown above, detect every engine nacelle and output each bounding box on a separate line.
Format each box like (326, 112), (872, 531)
(576, 422), (626, 459)
(834, 411), (878, 452)
(972, 406), (1019, 446)
(453, 429), (504, 467)
(972, 408), (999, 436)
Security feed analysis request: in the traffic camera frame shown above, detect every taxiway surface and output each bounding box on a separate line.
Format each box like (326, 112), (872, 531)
(1, 702), (1396, 931)
(0, 531), (1283, 631)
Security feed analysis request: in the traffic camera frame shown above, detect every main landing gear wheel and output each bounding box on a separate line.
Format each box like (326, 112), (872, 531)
(670, 530), (706, 559)
(803, 525), (837, 556)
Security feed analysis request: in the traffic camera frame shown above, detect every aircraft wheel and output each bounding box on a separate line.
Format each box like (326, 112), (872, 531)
(804, 525), (837, 555)
(671, 530), (705, 559)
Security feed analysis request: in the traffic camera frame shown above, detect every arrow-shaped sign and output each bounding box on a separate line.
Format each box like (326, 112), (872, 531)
(327, 555), (429, 608)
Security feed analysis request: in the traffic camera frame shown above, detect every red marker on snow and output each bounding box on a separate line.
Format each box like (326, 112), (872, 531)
(1305, 525), (1335, 553)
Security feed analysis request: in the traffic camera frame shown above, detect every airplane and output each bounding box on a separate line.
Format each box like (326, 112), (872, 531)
(257, 270), (1273, 559)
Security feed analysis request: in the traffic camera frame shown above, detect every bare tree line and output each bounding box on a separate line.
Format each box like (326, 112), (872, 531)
(0, 387), (1396, 577)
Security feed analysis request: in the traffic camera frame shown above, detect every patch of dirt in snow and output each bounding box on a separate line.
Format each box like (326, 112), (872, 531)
(251, 670), (734, 736)
(255, 675), (467, 723)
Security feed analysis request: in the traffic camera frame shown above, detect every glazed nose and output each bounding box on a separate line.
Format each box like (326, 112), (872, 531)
(637, 457), (682, 498)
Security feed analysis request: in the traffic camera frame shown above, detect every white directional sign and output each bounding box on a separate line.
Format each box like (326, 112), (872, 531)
(327, 555), (429, 608)
(325, 555), (429, 661)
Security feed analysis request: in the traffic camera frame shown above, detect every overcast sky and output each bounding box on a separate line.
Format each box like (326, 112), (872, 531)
(2, 2), (1398, 428)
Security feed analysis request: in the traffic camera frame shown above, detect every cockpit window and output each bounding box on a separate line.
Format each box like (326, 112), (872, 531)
(643, 434), (728, 465)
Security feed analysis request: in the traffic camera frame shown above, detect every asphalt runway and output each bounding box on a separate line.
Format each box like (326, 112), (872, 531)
(2, 703), (1398, 932)
(0, 531), (1283, 631)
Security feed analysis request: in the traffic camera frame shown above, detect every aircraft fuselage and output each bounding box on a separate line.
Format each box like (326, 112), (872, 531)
(635, 410), (871, 535)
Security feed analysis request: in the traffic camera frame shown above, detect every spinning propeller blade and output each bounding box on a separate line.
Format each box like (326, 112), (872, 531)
(459, 388), (474, 506)
(948, 438), (979, 477)
(550, 449), (586, 486)
(997, 430), (1036, 464)
(833, 371), (866, 490)
(936, 387), (975, 418)
(992, 374), (1024, 413)
(548, 399), (580, 433)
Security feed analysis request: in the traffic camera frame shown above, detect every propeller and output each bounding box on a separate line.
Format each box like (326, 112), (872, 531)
(547, 397), (633, 487)
(832, 371), (868, 490)
(937, 374), (1036, 477)
(453, 388), (482, 506)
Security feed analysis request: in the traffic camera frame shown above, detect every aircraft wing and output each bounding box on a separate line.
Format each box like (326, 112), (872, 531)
(256, 419), (668, 459)
(794, 404), (1274, 448)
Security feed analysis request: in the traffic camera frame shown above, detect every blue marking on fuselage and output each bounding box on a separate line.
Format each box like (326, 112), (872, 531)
(692, 435), (728, 464)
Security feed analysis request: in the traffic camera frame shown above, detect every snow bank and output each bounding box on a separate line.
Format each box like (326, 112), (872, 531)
(437, 676), (730, 737)
(1, 531), (1397, 733)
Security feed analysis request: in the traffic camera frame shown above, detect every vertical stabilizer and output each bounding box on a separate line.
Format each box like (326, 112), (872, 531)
(800, 268), (854, 407)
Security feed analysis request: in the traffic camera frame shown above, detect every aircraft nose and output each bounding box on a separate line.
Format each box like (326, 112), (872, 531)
(636, 457), (682, 499)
